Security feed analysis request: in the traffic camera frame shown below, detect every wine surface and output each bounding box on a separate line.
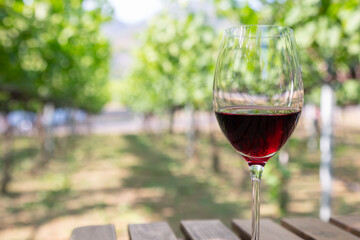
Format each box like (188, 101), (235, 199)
(215, 106), (301, 166)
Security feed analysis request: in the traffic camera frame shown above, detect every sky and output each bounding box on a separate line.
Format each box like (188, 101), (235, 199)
(93, 0), (263, 25)
(108, 0), (163, 24)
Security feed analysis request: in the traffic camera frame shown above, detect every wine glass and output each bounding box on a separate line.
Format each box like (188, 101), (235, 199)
(213, 25), (303, 240)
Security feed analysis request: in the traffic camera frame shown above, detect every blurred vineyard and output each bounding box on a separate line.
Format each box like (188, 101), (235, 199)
(1, 0), (360, 239)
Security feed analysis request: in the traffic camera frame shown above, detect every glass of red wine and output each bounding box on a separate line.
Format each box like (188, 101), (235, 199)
(213, 25), (303, 240)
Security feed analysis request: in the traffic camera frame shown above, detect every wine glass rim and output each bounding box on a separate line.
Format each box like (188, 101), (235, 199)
(224, 25), (294, 38)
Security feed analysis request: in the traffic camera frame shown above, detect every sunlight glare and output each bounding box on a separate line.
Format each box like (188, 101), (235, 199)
(109, 0), (163, 24)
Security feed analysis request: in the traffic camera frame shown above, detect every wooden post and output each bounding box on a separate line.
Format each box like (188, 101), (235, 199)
(319, 84), (334, 222)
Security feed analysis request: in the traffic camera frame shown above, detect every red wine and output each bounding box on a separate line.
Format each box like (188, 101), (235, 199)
(215, 106), (301, 166)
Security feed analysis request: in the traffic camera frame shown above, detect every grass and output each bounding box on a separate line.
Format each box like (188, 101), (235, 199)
(0, 130), (359, 240)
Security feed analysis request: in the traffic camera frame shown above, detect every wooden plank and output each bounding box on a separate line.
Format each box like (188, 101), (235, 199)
(232, 219), (303, 240)
(180, 219), (240, 240)
(128, 222), (178, 240)
(330, 215), (360, 237)
(70, 224), (116, 240)
(281, 217), (359, 240)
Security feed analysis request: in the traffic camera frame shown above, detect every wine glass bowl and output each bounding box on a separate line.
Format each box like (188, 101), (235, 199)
(215, 107), (301, 166)
(213, 25), (303, 166)
(213, 25), (303, 240)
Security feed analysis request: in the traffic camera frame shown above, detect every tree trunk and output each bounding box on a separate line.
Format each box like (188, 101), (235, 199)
(319, 84), (335, 222)
(1, 118), (13, 194)
(168, 107), (176, 134)
(186, 106), (196, 160)
(85, 114), (92, 135)
(44, 104), (54, 156)
(209, 129), (220, 173)
(39, 104), (55, 164)
(142, 113), (153, 133)
(278, 151), (290, 215)
(304, 104), (319, 151)
(70, 108), (77, 136)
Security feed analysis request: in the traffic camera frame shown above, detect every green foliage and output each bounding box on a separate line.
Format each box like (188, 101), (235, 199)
(336, 80), (360, 105)
(120, 12), (217, 113)
(214, 0), (360, 105)
(0, 0), (112, 113)
(266, 0), (360, 106)
(214, 0), (259, 24)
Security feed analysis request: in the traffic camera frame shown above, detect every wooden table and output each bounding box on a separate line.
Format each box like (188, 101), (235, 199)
(70, 215), (360, 240)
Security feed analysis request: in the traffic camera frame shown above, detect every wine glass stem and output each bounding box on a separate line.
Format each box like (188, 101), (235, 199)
(250, 165), (264, 240)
